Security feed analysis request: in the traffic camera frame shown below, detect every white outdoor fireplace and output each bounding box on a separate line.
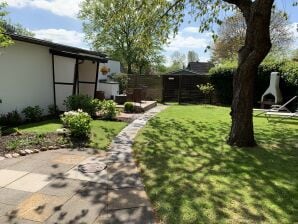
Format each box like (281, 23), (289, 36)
(261, 72), (283, 104)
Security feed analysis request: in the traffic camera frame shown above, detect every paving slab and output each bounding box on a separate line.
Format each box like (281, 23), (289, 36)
(27, 151), (62, 161)
(39, 179), (84, 198)
(5, 159), (46, 172)
(35, 162), (74, 175)
(107, 187), (151, 210)
(0, 202), (14, 217)
(55, 147), (100, 156)
(66, 165), (108, 184)
(95, 206), (154, 224)
(0, 157), (26, 169)
(0, 188), (32, 205)
(16, 193), (68, 222)
(6, 173), (52, 192)
(52, 154), (87, 165)
(0, 169), (28, 187)
(0, 215), (41, 224)
(45, 193), (106, 224)
(107, 163), (143, 189)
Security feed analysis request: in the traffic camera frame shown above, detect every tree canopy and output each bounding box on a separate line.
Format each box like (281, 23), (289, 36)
(187, 50), (199, 63)
(0, 2), (13, 48)
(212, 10), (294, 62)
(79, 0), (176, 74)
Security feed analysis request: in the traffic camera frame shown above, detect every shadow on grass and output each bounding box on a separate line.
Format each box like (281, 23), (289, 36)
(133, 116), (298, 223)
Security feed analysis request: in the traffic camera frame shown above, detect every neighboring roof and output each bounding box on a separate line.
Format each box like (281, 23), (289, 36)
(187, 62), (214, 74)
(9, 33), (107, 61)
(162, 69), (205, 76)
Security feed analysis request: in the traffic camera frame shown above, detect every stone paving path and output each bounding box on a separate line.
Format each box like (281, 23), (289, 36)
(0, 105), (167, 224)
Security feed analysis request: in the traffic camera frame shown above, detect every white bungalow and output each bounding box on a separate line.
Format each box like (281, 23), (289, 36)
(0, 34), (120, 115)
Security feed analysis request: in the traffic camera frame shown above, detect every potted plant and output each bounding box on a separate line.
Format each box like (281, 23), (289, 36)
(100, 65), (110, 75)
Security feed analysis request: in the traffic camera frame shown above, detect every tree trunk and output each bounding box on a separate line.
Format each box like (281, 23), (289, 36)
(127, 63), (132, 74)
(227, 0), (273, 147)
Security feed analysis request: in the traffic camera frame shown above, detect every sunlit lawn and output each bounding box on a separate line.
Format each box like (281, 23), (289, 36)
(17, 119), (127, 150)
(133, 105), (298, 223)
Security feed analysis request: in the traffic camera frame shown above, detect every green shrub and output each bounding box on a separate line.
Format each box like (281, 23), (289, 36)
(124, 102), (134, 113)
(100, 100), (118, 120)
(22, 106), (43, 122)
(0, 110), (22, 126)
(64, 94), (99, 116)
(61, 109), (92, 138)
(197, 83), (215, 104)
(48, 104), (59, 117)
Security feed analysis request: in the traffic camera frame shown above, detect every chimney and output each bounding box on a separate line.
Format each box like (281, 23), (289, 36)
(261, 72), (283, 104)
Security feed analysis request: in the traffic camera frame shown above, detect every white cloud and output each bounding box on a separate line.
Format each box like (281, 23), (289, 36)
(32, 29), (87, 49)
(183, 26), (199, 33)
(6, 0), (82, 18)
(164, 33), (209, 52)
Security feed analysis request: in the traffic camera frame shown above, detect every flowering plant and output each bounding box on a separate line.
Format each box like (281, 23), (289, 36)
(60, 109), (92, 138)
(100, 65), (110, 74)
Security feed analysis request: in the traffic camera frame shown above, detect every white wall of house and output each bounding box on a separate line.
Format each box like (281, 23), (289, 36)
(0, 41), (53, 115)
(78, 60), (97, 98)
(53, 55), (76, 111)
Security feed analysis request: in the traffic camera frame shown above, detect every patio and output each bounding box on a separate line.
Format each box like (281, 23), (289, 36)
(0, 105), (166, 224)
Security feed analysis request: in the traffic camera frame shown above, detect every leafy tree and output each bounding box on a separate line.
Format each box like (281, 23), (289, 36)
(3, 21), (35, 37)
(212, 10), (293, 62)
(197, 83), (215, 104)
(171, 51), (185, 69)
(187, 50), (199, 63)
(79, 0), (175, 74)
(0, 2), (13, 48)
(163, 0), (297, 147)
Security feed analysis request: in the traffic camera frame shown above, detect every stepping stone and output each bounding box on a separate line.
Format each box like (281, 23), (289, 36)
(0, 188), (31, 205)
(107, 163), (143, 189)
(36, 162), (74, 175)
(6, 158), (46, 172)
(6, 173), (51, 192)
(0, 156), (5, 161)
(52, 154), (87, 165)
(16, 193), (68, 222)
(0, 169), (28, 187)
(107, 187), (151, 210)
(96, 206), (154, 224)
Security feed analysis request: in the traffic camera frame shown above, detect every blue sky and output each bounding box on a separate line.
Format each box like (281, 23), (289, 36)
(3, 0), (298, 64)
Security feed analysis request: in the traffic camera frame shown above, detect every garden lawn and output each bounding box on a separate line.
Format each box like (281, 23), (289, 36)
(133, 105), (298, 224)
(17, 119), (126, 150)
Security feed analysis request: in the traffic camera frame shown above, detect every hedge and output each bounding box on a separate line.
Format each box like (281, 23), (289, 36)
(209, 60), (298, 107)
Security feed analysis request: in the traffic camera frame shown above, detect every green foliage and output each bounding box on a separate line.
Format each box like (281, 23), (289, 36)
(0, 110), (22, 126)
(124, 102), (134, 113)
(64, 94), (99, 116)
(3, 21), (35, 37)
(209, 60), (298, 105)
(48, 104), (59, 117)
(79, 0), (175, 74)
(197, 83), (215, 95)
(61, 109), (92, 138)
(110, 73), (129, 94)
(100, 100), (118, 120)
(22, 106), (43, 122)
(0, 2), (13, 48)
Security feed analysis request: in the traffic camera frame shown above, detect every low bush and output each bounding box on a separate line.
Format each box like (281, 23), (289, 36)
(64, 94), (99, 116)
(48, 104), (59, 117)
(124, 102), (134, 113)
(22, 106), (43, 122)
(100, 100), (118, 120)
(0, 110), (22, 126)
(61, 109), (92, 138)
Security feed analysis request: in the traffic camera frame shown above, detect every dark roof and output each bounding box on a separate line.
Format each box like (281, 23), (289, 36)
(9, 33), (107, 61)
(162, 69), (205, 76)
(187, 62), (214, 74)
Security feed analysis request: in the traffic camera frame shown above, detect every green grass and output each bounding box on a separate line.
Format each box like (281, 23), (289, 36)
(133, 105), (298, 224)
(17, 119), (126, 150)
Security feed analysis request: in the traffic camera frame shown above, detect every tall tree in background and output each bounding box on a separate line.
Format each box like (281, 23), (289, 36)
(79, 0), (175, 74)
(171, 51), (185, 69)
(0, 2), (13, 48)
(187, 50), (199, 63)
(211, 10), (293, 62)
(163, 0), (297, 147)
